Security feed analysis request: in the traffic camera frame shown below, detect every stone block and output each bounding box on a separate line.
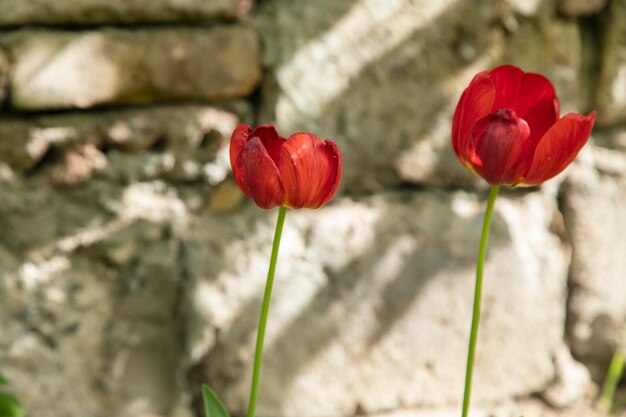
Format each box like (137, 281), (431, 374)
(6, 27), (261, 110)
(0, 0), (251, 26)
(0, 105), (243, 181)
(563, 145), (626, 380)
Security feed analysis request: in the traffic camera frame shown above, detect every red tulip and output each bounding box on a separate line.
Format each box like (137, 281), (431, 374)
(452, 65), (596, 186)
(230, 124), (342, 209)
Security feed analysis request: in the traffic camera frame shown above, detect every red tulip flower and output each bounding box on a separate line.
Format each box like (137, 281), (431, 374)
(230, 124), (342, 209)
(452, 65), (596, 186)
(220, 123), (343, 417)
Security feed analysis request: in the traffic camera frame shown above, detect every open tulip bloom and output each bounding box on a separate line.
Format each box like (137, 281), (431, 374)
(452, 65), (596, 186)
(202, 124), (342, 417)
(452, 65), (595, 417)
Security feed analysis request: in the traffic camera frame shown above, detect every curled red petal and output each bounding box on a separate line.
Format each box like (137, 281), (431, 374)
(249, 124), (286, 164)
(451, 71), (496, 166)
(233, 137), (285, 209)
(277, 133), (342, 209)
(490, 65), (557, 118)
(469, 109), (531, 185)
(230, 124), (252, 173)
(317, 140), (343, 208)
(522, 111), (596, 186)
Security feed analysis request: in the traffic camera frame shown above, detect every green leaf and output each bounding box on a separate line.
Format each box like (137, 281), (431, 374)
(0, 392), (24, 417)
(0, 375), (8, 386)
(202, 385), (230, 417)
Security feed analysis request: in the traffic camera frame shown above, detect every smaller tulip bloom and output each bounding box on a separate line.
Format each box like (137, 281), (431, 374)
(230, 124), (342, 209)
(452, 65), (596, 186)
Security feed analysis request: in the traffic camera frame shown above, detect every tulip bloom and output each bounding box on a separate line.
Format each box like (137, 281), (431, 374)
(230, 124), (342, 209)
(219, 123), (342, 417)
(452, 65), (596, 186)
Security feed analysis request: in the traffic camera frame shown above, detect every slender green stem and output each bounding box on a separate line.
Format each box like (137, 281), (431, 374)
(599, 329), (626, 413)
(461, 186), (500, 417)
(247, 206), (288, 417)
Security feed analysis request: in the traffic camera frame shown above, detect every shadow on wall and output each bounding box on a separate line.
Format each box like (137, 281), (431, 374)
(190, 191), (512, 417)
(189, 0), (582, 415)
(259, 0), (484, 192)
(0, 178), (198, 417)
(0, 0), (589, 416)
(258, 0), (583, 192)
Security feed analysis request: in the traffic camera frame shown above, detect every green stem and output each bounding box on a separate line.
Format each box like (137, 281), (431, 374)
(461, 185), (500, 417)
(599, 329), (626, 413)
(247, 206), (288, 417)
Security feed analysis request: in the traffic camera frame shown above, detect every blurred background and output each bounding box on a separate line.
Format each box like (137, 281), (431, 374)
(0, 0), (624, 416)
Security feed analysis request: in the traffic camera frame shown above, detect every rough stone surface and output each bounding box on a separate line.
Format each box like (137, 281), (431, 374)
(505, 0), (550, 17)
(596, 0), (626, 125)
(206, 179), (247, 213)
(0, 256), (115, 417)
(0, 120), (36, 171)
(0, 178), (194, 417)
(563, 145), (626, 381)
(360, 397), (601, 417)
(558, 0), (608, 17)
(502, 19), (583, 112)
(541, 346), (593, 409)
(258, 0), (583, 192)
(0, 105), (246, 176)
(0, 0), (251, 26)
(5, 27), (262, 110)
(0, 103), (246, 417)
(0, 47), (9, 104)
(593, 126), (626, 151)
(186, 190), (570, 417)
(0, 1), (621, 416)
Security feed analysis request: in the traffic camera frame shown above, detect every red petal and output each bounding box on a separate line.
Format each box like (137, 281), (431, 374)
(522, 111), (596, 186)
(230, 124), (252, 173)
(517, 72), (558, 117)
(490, 65), (525, 112)
(277, 133), (342, 209)
(470, 109), (531, 185)
(249, 124), (286, 164)
(451, 71), (496, 165)
(490, 65), (557, 118)
(317, 140), (343, 208)
(523, 98), (559, 149)
(233, 137), (285, 209)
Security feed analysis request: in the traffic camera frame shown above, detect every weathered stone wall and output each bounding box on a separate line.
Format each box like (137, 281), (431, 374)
(0, 1), (624, 417)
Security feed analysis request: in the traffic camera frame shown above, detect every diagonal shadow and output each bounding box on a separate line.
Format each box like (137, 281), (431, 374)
(260, 0), (504, 193)
(195, 0), (519, 415)
(198, 190), (510, 417)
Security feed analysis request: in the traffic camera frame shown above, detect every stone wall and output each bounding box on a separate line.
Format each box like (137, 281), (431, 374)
(0, 1), (624, 417)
